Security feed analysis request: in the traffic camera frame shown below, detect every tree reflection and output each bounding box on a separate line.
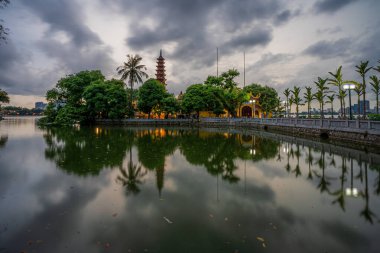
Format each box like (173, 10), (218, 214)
(292, 144), (302, 177)
(331, 156), (347, 211)
(305, 146), (314, 180)
(314, 147), (331, 193)
(136, 129), (179, 196)
(0, 135), (8, 148)
(116, 147), (147, 196)
(360, 162), (377, 223)
(43, 127), (133, 175)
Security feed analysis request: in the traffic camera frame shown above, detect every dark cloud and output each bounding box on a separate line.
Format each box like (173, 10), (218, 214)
(314, 0), (358, 14)
(274, 9), (301, 26)
(303, 38), (352, 59)
(122, 0), (296, 67)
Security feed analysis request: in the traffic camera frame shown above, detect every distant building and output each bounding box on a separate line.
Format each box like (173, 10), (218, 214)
(155, 50), (166, 85)
(351, 100), (370, 114)
(35, 102), (47, 110)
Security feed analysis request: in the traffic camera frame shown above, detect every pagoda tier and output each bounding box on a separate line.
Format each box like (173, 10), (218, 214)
(155, 50), (166, 85)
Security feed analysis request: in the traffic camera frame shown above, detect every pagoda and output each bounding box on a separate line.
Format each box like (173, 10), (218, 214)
(155, 50), (166, 85)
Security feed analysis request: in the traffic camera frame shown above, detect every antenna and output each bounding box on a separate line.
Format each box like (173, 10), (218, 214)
(244, 51), (246, 87)
(217, 47), (219, 77)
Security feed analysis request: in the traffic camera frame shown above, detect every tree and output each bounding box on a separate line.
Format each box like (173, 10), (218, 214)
(0, 0), (10, 43)
(355, 61), (372, 118)
(304, 86), (313, 118)
(288, 95), (294, 116)
(0, 88), (10, 106)
(353, 82), (363, 118)
(244, 83), (279, 118)
(314, 77), (329, 119)
(44, 70), (105, 125)
(221, 87), (248, 117)
(162, 94), (180, 118)
(370, 75), (380, 114)
(326, 94), (335, 118)
(291, 86), (302, 118)
(328, 66), (347, 118)
(284, 88), (290, 118)
(117, 54), (148, 117)
(137, 79), (167, 118)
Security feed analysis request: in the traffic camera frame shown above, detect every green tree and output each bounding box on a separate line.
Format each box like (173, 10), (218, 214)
(370, 75), (380, 114)
(44, 70), (105, 125)
(137, 79), (167, 118)
(304, 86), (313, 118)
(291, 86), (302, 118)
(244, 84), (279, 118)
(314, 77), (329, 119)
(355, 61), (372, 118)
(353, 82), (363, 118)
(221, 87), (248, 117)
(117, 54), (148, 117)
(288, 95), (294, 116)
(328, 66), (347, 118)
(283, 88), (291, 118)
(326, 94), (335, 118)
(220, 69), (240, 90)
(162, 94), (180, 118)
(0, 89), (10, 108)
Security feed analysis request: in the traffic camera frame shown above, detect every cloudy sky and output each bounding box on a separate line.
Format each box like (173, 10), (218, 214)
(1, 0), (380, 108)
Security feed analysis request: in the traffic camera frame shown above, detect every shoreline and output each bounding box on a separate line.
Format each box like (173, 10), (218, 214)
(95, 118), (380, 152)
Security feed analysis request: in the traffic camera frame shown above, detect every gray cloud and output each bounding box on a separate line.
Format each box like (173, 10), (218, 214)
(303, 38), (352, 59)
(314, 0), (358, 14)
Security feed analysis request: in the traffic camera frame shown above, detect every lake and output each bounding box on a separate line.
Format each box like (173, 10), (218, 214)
(0, 117), (379, 253)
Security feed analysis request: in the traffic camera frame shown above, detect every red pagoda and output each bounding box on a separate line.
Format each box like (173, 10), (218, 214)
(155, 50), (166, 85)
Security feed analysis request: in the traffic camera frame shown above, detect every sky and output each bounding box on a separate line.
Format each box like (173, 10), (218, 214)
(1, 0), (380, 108)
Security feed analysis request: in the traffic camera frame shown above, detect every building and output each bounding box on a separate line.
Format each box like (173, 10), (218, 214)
(35, 102), (47, 110)
(155, 50), (166, 85)
(351, 100), (370, 114)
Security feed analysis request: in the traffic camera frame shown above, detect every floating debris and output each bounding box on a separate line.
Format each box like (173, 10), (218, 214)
(256, 237), (265, 242)
(163, 217), (173, 224)
(112, 213), (118, 217)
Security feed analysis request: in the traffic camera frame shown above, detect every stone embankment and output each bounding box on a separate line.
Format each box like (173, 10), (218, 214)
(96, 118), (380, 148)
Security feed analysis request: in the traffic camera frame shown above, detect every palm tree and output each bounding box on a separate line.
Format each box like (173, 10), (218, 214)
(328, 66), (346, 118)
(283, 88), (290, 118)
(304, 87), (313, 118)
(288, 95), (294, 117)
(355, 61), (372, 118)
(370, 75), (380, 114)
(117, 54), (148, 117)
(116, 147), (147, 195)
(314, 77), (329, 119)
(0, 89), (9, 112)
(326, 94), (335, 118)
(353, 82), (363, 118)
(291, 86), (302, 118)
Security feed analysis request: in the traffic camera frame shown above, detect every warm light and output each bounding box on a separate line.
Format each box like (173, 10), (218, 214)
(343, 84), (355, 90)
(345, 187), (359, 197)
(250, 149), (256, 155)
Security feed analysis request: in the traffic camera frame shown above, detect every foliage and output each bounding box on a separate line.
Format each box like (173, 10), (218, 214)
(181, 84), (225, 116)
(0, 0), (10, 43)
(43, 70), (128, 125)
(162, 94), (181, 118)
(137, 79), (167, 118)
(370, 75), (380, 114)
(117, 54), (148, 117)
(304, 87), (313, 118)
(244, 83), (279, 117)
(368, 114), (380, 121)
(284, 88), (291, 117)
(0, 89), (10, 107)
(291, 86), (302, 118)
(83, 79), (128, 120)
(328, 66), (347, 117)
(355, 61), (372, 118)
(314, 77), (329, 118)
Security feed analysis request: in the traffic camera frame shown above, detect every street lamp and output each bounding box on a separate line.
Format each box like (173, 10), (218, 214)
(281, 100), (287, 118)
(250, 98), (256, 118)
(343, 84), (355, 120)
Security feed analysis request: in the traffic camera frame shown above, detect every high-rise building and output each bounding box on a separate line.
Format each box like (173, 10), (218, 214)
(35, 102), (47, 110)
(155, 50), (166, 85)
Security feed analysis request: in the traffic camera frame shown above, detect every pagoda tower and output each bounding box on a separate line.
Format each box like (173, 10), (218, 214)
(155, 50), (166, 85)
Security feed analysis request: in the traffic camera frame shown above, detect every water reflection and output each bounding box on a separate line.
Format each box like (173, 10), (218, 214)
(1, 119), (380, 252)
(0, 134), (8, 148)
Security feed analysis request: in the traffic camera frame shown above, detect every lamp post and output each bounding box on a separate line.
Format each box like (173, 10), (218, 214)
(281, 100), (286, 118)
(343, 84), (355, 120)
(249, 98), (256, 118)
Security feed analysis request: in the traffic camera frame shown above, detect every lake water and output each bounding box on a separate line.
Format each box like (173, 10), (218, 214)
(0, 117), (379, 253)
